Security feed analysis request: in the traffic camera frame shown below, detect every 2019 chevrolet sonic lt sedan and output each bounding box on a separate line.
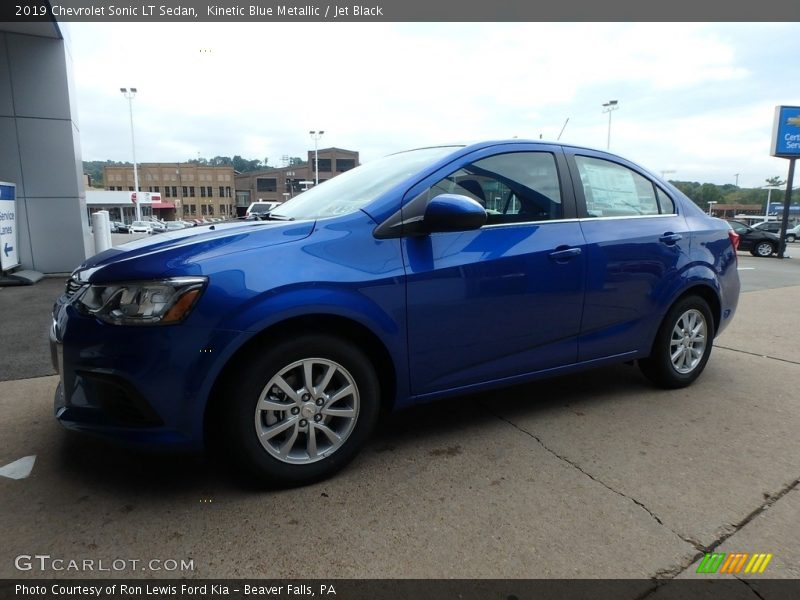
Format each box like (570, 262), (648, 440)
(51, 140), (740, 485)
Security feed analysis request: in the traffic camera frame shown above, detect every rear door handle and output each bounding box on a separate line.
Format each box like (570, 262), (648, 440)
(659, 232), (683, 245)
(549, 247), (582, 261)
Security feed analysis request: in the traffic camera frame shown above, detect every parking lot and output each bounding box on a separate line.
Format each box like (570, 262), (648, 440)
(1, 254), (799, 588)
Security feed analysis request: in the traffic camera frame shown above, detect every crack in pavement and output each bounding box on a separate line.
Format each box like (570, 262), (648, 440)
(626, 475), (798, 600)
(482, 403), (700, 552)
(485, 402), (800, 594)
(716, 344), (800, 367)
(701, 476), (800, 556)
(736, 577), (768, 600)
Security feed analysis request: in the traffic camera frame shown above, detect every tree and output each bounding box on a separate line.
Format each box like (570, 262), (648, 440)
(765, 176), (786, 189)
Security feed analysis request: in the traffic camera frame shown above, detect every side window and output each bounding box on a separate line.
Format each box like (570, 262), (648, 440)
(428, 152), (562, 225)
(575, 156), (660, 217)
(656, 187), (676, 215)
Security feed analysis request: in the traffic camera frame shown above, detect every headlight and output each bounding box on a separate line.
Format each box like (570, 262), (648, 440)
(75, 277), (207, 325)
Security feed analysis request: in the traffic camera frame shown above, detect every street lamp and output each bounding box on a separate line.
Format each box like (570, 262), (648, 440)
(120, 87), (141, 221)
(309, 130), (325, 185)
(601, 100), (619, 150)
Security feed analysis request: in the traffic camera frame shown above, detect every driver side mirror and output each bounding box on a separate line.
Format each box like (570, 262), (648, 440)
(420, 194), (487, 234)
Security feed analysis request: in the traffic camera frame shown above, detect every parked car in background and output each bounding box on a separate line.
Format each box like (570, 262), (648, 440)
(52, 140), (740, 486)
(246, 201), (280, 219)
(753, 220), (799, 242)
(727, 220), (783, 256)
(165, 221), (186, 231)
(149, 221), (167, 234)
(129, 220), (153, 234)
(753, 221), (783, 234)
(110, 221), (129, 233)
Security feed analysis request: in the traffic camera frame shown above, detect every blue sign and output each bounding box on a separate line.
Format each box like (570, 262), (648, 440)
(0, 181), (19, 271)
(771, 106), (800, 157)
(767, 202), (800, 216)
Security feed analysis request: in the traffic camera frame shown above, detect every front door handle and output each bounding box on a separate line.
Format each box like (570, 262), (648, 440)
(549, 247), (582, 261)
(659, 232), (683, 245)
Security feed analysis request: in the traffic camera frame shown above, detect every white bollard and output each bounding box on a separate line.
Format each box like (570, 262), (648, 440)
(92, 210), (113, 253)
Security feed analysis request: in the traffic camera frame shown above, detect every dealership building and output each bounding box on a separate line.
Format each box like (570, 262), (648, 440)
(0, 14), (359, 274)
(1, 19), (87, 273)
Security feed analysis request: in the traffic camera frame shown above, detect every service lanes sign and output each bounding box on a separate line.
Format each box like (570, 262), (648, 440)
(771, 105), (800, 157)
(0, 182), (19, 271)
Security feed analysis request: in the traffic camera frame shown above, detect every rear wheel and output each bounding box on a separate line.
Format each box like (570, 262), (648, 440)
(639, 296), (715, 389)
(222, 335), (380, 486)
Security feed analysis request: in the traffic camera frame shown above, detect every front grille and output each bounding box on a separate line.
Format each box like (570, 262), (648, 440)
(64, 277), (84, 299)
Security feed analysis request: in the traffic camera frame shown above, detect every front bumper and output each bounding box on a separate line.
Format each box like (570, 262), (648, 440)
(51, 297), (244, 450)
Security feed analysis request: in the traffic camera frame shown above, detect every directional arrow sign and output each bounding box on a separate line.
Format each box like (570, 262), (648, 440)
(0, 455), (36, 480)
(0, 183), (19, 270)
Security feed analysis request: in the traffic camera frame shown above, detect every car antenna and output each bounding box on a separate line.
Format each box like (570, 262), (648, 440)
(557, 117), (570, 141)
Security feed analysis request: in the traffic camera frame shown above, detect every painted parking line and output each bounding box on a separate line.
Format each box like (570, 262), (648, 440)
(0, 455), (36, 480)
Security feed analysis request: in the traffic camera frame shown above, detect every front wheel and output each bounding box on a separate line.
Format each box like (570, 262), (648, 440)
(751, 241), (775, 257)
(222, 335), (380, 486)
(639, 296), (715, 389)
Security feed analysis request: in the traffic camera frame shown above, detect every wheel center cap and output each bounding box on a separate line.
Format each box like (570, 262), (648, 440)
(301, 403), (317, 419)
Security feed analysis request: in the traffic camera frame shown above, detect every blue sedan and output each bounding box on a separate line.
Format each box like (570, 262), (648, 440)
(51, 140), (740, 485)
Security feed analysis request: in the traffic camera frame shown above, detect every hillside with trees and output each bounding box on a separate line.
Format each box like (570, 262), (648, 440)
(668, 177), (789, 213)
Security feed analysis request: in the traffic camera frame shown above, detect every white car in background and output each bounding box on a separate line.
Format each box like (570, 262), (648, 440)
(129, 221), (153, 234)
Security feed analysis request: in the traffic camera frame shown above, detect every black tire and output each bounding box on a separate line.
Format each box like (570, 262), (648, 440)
(752, 241), (775, 257)
(222, 334), (380, 487)
(787, 234), (796, 243)
(639, 296), (715, 389)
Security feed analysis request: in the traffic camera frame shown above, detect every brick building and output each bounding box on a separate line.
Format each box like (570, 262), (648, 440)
(234, 148), (358, 214)
(104, 163), (236, 220)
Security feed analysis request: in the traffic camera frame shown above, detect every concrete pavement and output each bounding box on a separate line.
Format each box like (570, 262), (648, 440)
(0, 255), (798, 590)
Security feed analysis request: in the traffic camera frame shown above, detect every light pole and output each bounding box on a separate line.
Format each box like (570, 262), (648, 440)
(176, 167), (183, 220)
(120, 87), (141, 222)
(602, 100), (619, 150)
(309, 130), (324, 185)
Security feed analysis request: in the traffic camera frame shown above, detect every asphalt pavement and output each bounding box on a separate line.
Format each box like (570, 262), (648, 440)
(1, 253), (799, 593)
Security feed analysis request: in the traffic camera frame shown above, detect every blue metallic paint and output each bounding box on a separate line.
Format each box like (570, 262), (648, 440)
(51, 140), (740, 450)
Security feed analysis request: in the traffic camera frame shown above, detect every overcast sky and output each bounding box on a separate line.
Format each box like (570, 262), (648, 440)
(67, 22), (800, 189)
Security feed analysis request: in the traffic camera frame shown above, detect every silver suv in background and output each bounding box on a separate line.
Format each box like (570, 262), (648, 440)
(753, 220), (799, 242)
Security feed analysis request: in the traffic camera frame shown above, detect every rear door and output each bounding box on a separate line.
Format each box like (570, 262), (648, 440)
(564, 149), (691, 362)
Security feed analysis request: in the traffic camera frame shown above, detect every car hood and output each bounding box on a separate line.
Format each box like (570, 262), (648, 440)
(73, 220), (315, 283)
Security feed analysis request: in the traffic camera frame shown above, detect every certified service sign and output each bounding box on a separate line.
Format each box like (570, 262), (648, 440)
(771, 106), (800, 157)
(0, 182), (19, 271)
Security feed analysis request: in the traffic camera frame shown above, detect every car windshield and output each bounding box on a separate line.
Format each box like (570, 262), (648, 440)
(271, 146), (460, 221)
(250, 204), (274, 213)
